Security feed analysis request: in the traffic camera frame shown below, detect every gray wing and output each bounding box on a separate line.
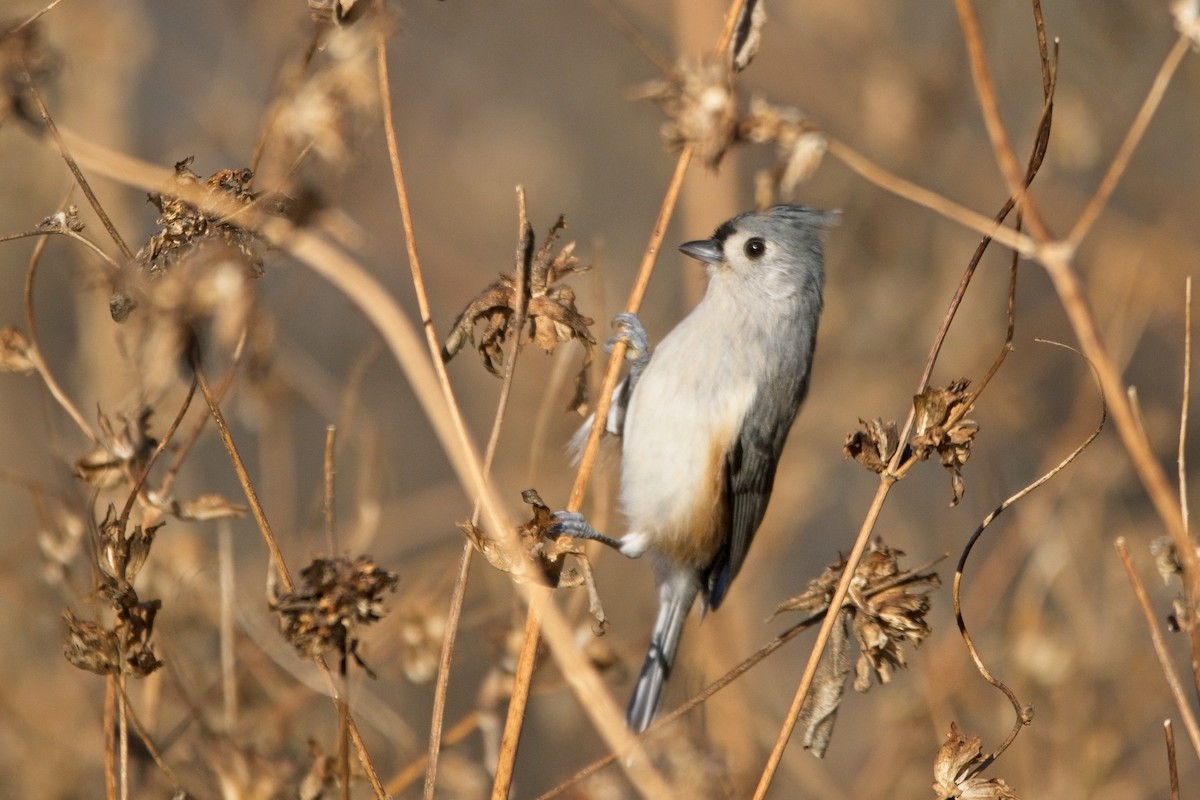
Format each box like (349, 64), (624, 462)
(708, 371), (811, 609)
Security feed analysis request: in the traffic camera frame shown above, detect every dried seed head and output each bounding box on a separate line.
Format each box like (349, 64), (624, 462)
(775, 540), (939, 711)
(272, 555), (399, 666)
(844, 417), (901, 474)
(62, 600), (163, 678)
(911, 379), (978, 505)
(442, 212), (595, 411)
(1174, 0), (1200, 48)
(73, 408), (157, 489)
(931, 723), (1020, 799)
(632, 56), (738, 167)
(136, 157), (263, 277)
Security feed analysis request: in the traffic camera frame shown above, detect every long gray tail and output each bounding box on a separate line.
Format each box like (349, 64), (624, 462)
(626, 576), (699, 733)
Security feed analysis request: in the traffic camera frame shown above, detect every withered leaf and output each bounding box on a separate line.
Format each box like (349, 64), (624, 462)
(172, 493), (250, 521)
(931, 723), (1019, 799)
(843, 417), (900, 474)
(442, 213), (595, 409)
(776, 541), (940, 755)
(459, 490), (608, 630)
(730, 0), (767, 72)
(0, 327), (36, 374)
(798, 607), (851, 758)
(911, 380), (978, 506)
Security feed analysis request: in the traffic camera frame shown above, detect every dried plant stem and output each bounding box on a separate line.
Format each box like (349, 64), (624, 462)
(1165, 720), (1180, 800)
(193, 357), (293, 589)
(371, 27), (668, 794)
(388, 713), (480, 795)
(1067, 34), (1192, 248)
(537, 608), (826, 800)
(218, 520), (237, 734)
(117, 376), (196, 532)
(825, 138), (1035, 257)
(1115, 538), (1200, 757)
(429, 187), (533, 799)
(13, 0), (67, 33)
(325, 425), (337, 553)
(23, 231), (99, 444)
(104, 676), (116, 800)
(193, 357), (388, 798)
(1179, 277), (1191, 538)
(115, 680), (182, 789)
(22, 69), (134, 261)
(954, 360), (1103, 766)
(752, 476), (893, 799)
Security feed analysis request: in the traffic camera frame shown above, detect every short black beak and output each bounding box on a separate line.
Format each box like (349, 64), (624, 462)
(678, 238), (723, 265)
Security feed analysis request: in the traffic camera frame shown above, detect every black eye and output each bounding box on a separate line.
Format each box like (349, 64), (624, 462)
(744, 237), (766, 259)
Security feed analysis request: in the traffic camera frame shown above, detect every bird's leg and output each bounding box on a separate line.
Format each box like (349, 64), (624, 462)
(550, 511), (649, 559)
(607, 312), (651, 391)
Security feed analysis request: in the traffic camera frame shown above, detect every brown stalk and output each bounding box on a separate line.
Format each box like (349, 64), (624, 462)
(12, 0), (67, 34)
(22, 67), (135, 261)
(953, 341), (1104, 770)
(429, 187), (533, 799)
(754, 8), (1056, 791)
(324, 425), (337, 554)
(192, 356), (388, 798)
(116, 376), (196, 533)
(1165, 720), (1180, 800)
(371, 20), (671, 795)
(1115, 538), (1200, 757)
(22, 230), (99, 444)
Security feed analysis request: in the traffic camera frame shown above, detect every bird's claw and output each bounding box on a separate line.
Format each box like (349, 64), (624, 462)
(604, 312), (650, 376)
(549, 511), (624, 551)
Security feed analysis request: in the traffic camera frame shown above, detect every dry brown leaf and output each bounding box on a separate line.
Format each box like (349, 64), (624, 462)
(0, 327), (35, 374)
(441, 214), (595, 408)
(843, 417), (901, 474)
(932, 723), (1019, 799)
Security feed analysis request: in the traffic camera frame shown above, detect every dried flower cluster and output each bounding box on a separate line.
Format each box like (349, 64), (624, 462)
(778, 541), (939, 690)
(740, 97), (828, 206)
(62, 505), (165, 678)
(442, 213), (595, 412)
(776, 541), (939, 756)
(931, 723), (1019, 799)
(457, 490), (608, 629)
(631, 6), (831, 203)
(632, 57), (738, 167)
(73, 408), (156, 490)
(845, 379), (979, 505)
(136, 157), (264, 278)
(271, 555), (399, 670)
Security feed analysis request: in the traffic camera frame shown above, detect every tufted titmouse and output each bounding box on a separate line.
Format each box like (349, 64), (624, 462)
(553, 204), (838, 732)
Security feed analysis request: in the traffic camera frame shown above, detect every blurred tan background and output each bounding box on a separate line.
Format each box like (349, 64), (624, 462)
(2, 1), (1199, 797)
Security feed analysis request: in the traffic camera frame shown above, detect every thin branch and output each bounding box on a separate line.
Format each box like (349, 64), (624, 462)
(1179, 277), (1191, 540)
(952, 0), (1051, 239)
(1115, 539), (1200, 757)
(430, 187), (534, 799)
(1165, 720), (1180, 800)
(11, 0), (68, 34)
(117, 375), (197, 532)
(954, 340), (1104, 770)
(22, 65), (135, 261)
(23, 229), (99, 443)
(1067, 34), (1192, 248)
(193, 354), (388, 798)
(752, 476), (893, 800)
(324, 425), (337, 554)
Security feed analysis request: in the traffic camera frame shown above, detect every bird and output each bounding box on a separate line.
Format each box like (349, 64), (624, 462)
(552, 203), (838, 733)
